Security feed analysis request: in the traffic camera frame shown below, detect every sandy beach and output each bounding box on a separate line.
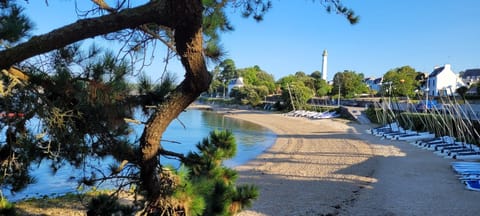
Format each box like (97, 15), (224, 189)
(223, 110), (480, 216)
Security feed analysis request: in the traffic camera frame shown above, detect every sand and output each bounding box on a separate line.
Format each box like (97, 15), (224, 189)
(222, 110), (480, 216)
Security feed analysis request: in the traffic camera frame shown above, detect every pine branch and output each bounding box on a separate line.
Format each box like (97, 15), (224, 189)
(0, 1), (173, 69)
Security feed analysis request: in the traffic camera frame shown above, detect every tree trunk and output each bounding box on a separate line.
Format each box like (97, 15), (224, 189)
(138, 0), (211, 213)
(0, 0), (211, 213)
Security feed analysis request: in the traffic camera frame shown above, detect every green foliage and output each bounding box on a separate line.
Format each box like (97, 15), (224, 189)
(170, 166), (206, 216)
(321, 0), (359, 24)
(137, 71), (177, 108)
(232, 184), (259, 210)
(237, 65), (275, 93)
(314, 76), (331, 97)
(365, 106), (380, 124)
(276, 75), (297, 87)
(238, 0), (272, 21)
(0, 44), (138, 193)
(281, 81), (314, 111)
(276, 72), (329, 110)
(364, 106), (396, 125)
(176, 130), (259, 215)
(209, 62), (275, 101)
(0, 3), (33, 44)
(310, 71), (322, 80)
(332, 70), (369, 98)
(230, 85), (268, 107)
(218, 59), (237, 83)
(0, 195), (15, 215)
(382, 66), (419, 97)
(207, 66), (224, 97)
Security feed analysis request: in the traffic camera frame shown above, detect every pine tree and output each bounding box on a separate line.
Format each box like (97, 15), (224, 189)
(0, 1), (357, 215)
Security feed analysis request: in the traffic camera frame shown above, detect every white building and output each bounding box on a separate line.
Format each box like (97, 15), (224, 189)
(363, 77), (383, 93)
(461, 68), (480, 86)
(427, 64), (465, 96)
(227, 77), (245, 97)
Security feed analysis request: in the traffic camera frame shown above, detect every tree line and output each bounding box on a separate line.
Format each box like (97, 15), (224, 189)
(208, 59), (442, 110)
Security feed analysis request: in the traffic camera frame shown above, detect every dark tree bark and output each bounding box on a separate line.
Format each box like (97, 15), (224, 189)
(0, 1), (171, 69)
(138, 1), (211, 210)
(0, 0), (211, 212)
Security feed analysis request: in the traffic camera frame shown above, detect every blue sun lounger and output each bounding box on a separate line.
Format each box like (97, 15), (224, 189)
(465, 180), (480, 192)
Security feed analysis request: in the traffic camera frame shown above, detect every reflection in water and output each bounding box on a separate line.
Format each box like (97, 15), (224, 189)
(4, 109), (276, 201)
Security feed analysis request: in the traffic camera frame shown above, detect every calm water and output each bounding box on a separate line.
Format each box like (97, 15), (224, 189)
(3, 109), (276, 201)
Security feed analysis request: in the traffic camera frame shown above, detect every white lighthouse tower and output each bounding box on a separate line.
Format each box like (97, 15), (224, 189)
(321, 49), (328, 81)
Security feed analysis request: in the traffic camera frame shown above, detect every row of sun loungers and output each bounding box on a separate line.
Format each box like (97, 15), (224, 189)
(451, 161), (480, 192)
(368, 122), (480, 192)
(285, 110), (340, 119)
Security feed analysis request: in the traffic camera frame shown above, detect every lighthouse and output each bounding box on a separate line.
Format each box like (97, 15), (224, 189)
(321, 49), (328, 81)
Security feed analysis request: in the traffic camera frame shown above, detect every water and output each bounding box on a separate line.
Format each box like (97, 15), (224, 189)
(3, 109), (276, 201)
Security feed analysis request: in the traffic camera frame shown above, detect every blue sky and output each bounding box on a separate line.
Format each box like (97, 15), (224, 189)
(19, 0), (480, 82)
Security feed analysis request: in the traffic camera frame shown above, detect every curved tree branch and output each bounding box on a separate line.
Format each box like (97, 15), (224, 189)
(0, 0), (172, 69)
(1, 0), (212, 209)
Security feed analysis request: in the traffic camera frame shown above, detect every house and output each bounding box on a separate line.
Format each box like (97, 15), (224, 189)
(363, 77), (375, 88)
(227, 77), (245, 97)
(461, 68), (480, 86)
(427, 64), (465, 96)
(372, 77), (383, 92)
(363, 77), (383, 92)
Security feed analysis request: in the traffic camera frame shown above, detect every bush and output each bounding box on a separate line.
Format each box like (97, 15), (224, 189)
(230, 86), (267, 107)
(183, 130), (259, 215)
(365, 107), (382, 124)
(0, 196), (15, 215)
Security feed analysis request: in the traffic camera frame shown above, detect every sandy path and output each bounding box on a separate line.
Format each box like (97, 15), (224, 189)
(225, 111), (480, 216)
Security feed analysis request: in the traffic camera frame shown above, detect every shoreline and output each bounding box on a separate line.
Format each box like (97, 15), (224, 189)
(13, 106), (480, 215)
(221, 109), (480, 216)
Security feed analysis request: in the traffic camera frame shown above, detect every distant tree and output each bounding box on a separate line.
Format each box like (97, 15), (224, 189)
(332, 70), (368, 98)
(219, 59), (238, 82)
(315, 78), (332, 97)
(310, 71), (322, 80)
(382, 66), (419, 97)
(310, 71), (331, 97)
(275, 78), (313, 110)
(237, 65), (275, 93)
(217, 59), (238, 97)
(230, 85), (268, 106)
(276, 74), (298, 87)
(415, 72), (428, 90)
(295, 71), (307, 77)
(295, 72), (317, 93)
(207, 66), (223, 97)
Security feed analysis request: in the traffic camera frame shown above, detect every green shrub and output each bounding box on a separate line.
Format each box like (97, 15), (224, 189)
(0, 196), (16, 215)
